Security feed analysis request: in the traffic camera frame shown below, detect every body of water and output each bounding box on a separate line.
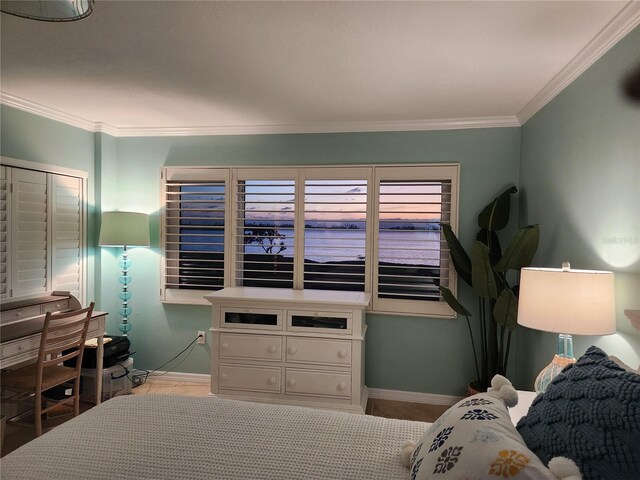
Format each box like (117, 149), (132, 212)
(244, 228), (441, 266)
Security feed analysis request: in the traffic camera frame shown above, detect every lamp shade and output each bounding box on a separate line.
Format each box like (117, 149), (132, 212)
(517, 264), (616, 336)
(99, 211), (150, 247)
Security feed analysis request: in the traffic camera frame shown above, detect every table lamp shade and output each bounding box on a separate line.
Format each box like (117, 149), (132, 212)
(517, 263), (616, 393)
(99, 212), (150, 247)
(517, 266), (616, 335)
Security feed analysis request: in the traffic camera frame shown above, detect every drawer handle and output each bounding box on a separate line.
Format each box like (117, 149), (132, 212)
(269, 377), (277, 385)
(338, 349), (348, 358)
(338, 382), (347, 391)
(288, 346), (297, 354)
(221, 373), (229, 381)
(268, 345), (278, 353)
(16, 311), (22, 317)
(288, 378), (296, 386)
(222, 343), (229, 350)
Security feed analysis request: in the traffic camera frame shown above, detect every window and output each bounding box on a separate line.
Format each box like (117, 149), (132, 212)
(1, 158), (87, 303)
(162, 168), (229, 302)
(236, 177), (295, 289)
(303, 168), (370, 292)
(161, 164), (459, 317)
(373, 166), (456, 316)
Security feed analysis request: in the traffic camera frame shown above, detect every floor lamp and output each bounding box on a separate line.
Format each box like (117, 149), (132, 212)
(517, 262), (616, 393)
(99, 211), (150, 336)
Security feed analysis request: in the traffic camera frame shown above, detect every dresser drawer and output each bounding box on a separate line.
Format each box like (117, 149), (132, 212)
(285, 337), (351, 366)
(1, 305), (41, 325)
(285, 369), (351, 398)
(1, 335), (39, 360)
(219, 365), (281, 393)
(287, 310), (352, 334)
(219, 333), (281, 362)
(221, 307), (283, 330)
(42, 299), (70, 314)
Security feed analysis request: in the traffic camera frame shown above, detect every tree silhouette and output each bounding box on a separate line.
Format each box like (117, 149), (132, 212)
(244, 224), (287, 255)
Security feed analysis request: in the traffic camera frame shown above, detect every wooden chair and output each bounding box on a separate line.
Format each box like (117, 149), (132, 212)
(1, 302), (95, 436)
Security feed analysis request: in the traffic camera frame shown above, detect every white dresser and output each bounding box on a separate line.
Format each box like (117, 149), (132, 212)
(205, 287), (370, 414)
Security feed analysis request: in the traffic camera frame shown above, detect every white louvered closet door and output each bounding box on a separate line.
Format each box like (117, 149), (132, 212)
(0, 165), (11, 299)
(11, 168), (49, 297)
(50, 174), (83, 298)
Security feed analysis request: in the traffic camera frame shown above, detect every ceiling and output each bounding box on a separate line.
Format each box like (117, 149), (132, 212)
(1, 1), (638, 136)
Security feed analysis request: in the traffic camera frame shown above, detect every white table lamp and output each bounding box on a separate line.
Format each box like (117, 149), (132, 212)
(99, 211), (150, 336)
(517, 261), (615, 393)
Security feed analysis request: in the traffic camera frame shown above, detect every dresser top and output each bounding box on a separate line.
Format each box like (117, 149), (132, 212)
(205, 287), (371, 307)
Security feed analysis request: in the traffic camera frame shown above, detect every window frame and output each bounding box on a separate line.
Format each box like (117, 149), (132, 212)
(161, 167), (231, 304)
(372, 165), (459, 317)
(160, 164), (459, 318)
(301, 167), (372, 293)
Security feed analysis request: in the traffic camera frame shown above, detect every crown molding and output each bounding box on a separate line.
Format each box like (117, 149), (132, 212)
(517, 0), (640, 125)
(1, 92), (96, 132)
(109, 116), (520, 137)
(0, 92), (519, 136)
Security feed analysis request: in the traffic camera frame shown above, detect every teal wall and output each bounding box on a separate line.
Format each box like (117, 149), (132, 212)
(0, 106), (522, 395)
(518, 25), (640, 386)
(100, 129), (521, 396)
(2, 26), (637, 396)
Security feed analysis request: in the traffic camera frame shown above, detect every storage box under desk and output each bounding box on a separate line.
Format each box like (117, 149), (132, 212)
(80, 358), (133, 404)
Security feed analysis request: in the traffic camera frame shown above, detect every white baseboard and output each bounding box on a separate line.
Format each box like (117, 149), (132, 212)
(368, 387), (462, 406)
(148, 371), (462, 406)
(147, 371), (210, 384)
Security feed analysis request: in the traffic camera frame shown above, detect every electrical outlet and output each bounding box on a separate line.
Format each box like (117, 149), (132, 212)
(197, 331), (206, 345)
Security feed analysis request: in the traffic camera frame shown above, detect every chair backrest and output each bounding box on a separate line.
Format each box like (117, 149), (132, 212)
(37, 302), (95, 377)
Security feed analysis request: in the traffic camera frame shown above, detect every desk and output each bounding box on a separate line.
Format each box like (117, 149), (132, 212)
(0, 294), (107, 405)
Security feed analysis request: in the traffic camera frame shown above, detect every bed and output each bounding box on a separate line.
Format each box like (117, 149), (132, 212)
(0, 394), (428, 480)
(3, 347), (638, 480)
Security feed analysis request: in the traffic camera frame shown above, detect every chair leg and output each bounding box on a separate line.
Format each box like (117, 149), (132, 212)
(35, 392), (42, 437)
(74, 377), (80, 417)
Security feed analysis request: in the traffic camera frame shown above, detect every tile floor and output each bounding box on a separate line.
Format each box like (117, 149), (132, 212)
(1, 377), (450, 457)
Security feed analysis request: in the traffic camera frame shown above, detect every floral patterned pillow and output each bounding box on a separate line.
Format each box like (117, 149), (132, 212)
(406, 377), (580, 480)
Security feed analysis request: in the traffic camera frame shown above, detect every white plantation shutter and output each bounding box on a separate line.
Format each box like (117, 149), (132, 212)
(373, 165), (459, 317)
(1, 159), (86, 303)
(11, 168), (49, 297)
(160, 164), (459, 317)
(235, 177), (295, 289)
(50, 174), (83, 297)
(163, 168), (228, 293)
(303, 176), (368, 292)
(0, 166), (11, 299)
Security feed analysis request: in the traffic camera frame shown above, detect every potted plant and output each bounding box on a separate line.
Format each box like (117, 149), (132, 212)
(439, 186), (539, 392)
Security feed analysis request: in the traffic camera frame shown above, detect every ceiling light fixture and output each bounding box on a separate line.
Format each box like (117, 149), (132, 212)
(1, 0), (94, 22)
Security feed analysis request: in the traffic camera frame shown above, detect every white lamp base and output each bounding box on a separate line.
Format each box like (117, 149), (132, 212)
(534, 354), (575, 393)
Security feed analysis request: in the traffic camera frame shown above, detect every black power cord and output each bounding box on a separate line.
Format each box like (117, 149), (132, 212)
(129, 336), (199, 388)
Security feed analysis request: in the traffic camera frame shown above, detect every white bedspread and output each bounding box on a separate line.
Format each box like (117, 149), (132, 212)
(1, 394), (429, 479)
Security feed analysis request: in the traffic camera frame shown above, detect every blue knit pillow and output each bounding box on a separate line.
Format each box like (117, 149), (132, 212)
(517, 346), (640, 480)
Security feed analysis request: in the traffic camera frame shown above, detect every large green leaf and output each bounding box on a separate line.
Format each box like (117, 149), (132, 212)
(441, 223), (472, 286)
(476, 228), (502, 266)
(439, 286), (472, 317)
(493, 288), (518, 330)
(495, 225), (540, 273)
(470, 241), (497, 299)
(477, 186), (517, 232)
